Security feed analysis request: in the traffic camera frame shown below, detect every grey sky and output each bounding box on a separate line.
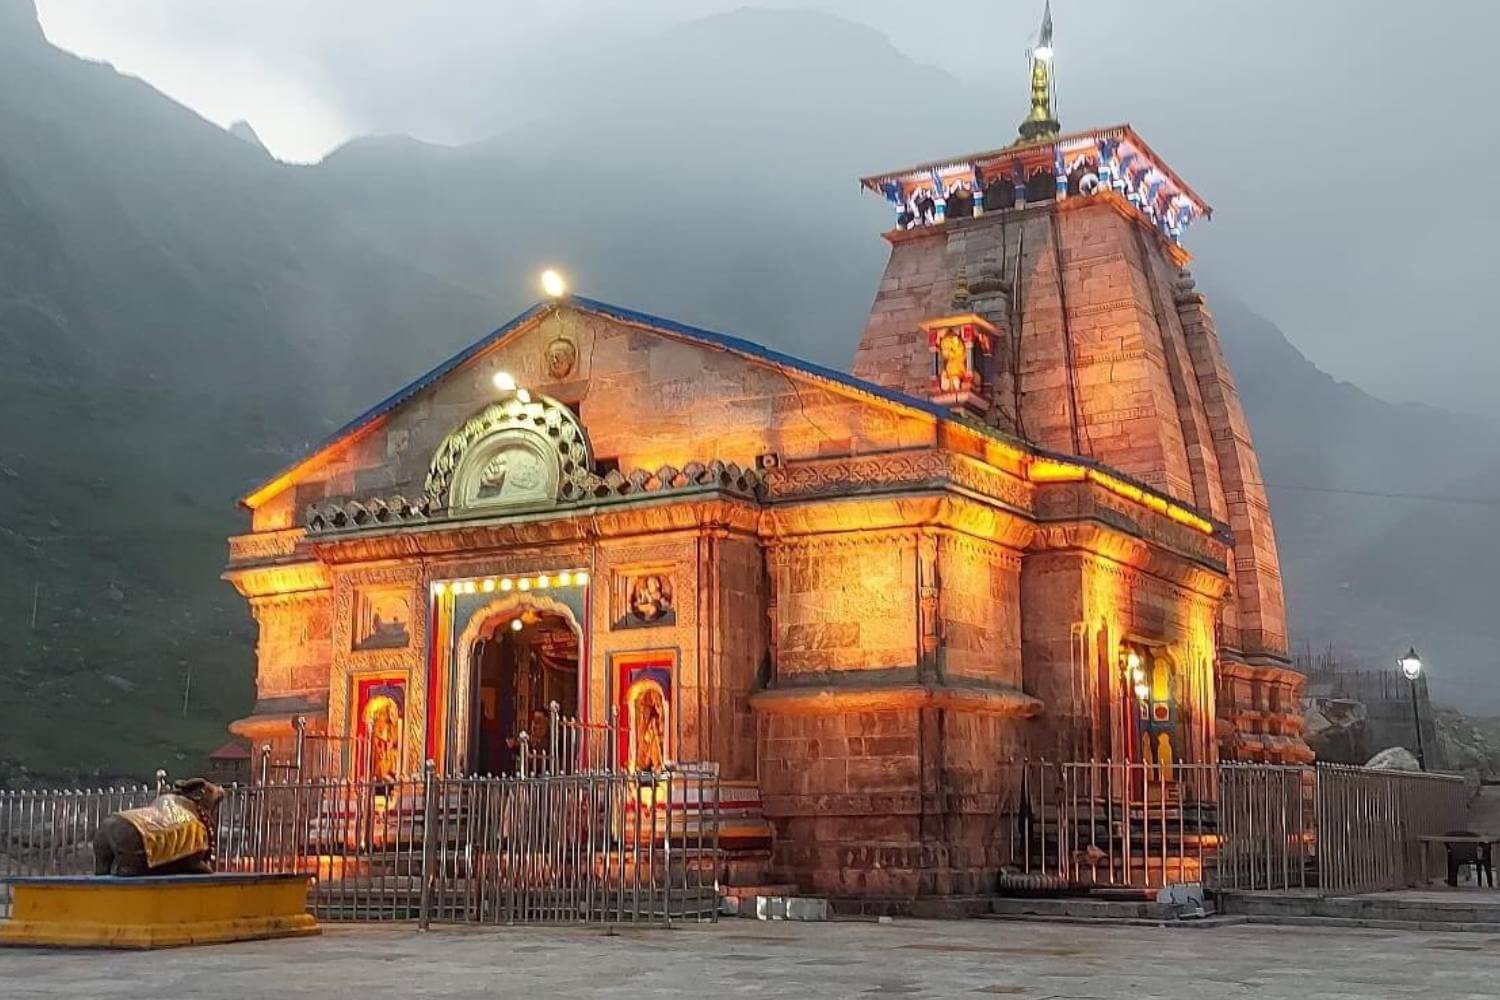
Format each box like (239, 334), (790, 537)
(33, 1), (1500, 419)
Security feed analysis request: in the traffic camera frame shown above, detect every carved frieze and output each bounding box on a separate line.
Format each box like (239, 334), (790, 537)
(228, 528), (306, 566)
(764, 450), (1031, 513)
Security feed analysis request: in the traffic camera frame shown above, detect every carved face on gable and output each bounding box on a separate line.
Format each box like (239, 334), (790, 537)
(425, 393), (594, 514)
(544, 337), (578, 380)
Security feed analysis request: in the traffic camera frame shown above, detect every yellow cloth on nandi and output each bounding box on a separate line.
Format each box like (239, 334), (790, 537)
(119, 794), (209, 868)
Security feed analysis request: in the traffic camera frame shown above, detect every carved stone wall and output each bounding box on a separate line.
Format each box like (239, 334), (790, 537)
(327, 563), (428, 776)
(934, 531), (1022, 686)
(589, 533), (701, 764)
(248, 592), (333, 703)
(768, 530), (919, 676)
(1020, 544), (1221, 764)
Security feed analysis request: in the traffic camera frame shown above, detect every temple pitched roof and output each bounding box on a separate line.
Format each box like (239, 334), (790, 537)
(240, 296), (961, 510)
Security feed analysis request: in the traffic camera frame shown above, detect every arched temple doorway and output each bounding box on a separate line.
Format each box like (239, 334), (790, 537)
(453, 596), (581, 775)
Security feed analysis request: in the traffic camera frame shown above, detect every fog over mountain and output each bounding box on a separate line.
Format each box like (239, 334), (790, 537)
(2, 1), (1497, 779)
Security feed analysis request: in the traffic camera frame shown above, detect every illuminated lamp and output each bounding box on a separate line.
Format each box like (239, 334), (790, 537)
(536, 575), (550, 589)
(510, 618), (524, 632)
(518, 578), (532, 591)
(557, 571), (572, 586)
(500, 578), (514, 592)
(432, 582), (447, 595)
(540, 269), (567, 298)
(1134, 682), (1150, 701)
(575, 570), (589, 586)
(1125, 649), (1142, 672)
(481, 578), (495, 593)
(492, 371), (517, 392)
(1397, 646), (1426, 770)
(1032, 44), (1053, 61)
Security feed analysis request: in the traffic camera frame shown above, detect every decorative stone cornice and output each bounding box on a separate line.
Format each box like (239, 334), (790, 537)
(227, 528), (306, 567)
(764, 449), (1032, 512)
(305, 460), (764, 539)
(751, 678), (1043, 718)
(306, 496), (763, 564)
(222, 561), (332, 600)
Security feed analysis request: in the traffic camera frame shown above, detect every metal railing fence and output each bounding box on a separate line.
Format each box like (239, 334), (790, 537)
(0, 778), (164, 919)
(1315, 763), (1470, 893)
(1003, 758), (1476, 895)
(2, 764), (719, 926)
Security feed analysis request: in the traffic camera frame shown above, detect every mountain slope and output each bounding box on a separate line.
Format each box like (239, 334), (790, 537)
(1214, 295), (1500, 702)
(0, 5), (506, 783)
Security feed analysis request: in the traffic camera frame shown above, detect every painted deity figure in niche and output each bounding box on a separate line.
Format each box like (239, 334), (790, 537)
(935, 331), (970, 392)
(631, 684), (667, 773)
(364, 695), (402, 782)
(628, 574), (673, 624)
(355, 592), (410, 650)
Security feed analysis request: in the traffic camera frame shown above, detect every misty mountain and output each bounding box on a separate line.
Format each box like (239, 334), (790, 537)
(1, 2), (1494, 779)
(0, 2), (504, 781)
(1215, 297), (1500, 702)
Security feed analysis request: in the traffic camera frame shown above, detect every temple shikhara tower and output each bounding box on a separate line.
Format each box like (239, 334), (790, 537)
(224, 9), (1308, 904)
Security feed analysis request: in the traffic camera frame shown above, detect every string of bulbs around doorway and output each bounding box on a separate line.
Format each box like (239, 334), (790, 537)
(430, 569), (590, 598)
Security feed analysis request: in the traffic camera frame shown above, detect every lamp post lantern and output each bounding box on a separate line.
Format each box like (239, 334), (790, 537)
(1397, 647), (1426, 770)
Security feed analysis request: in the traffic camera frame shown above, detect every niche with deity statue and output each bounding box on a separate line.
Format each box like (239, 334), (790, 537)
(615, 653), (673, 773)
(919, 313), (997, 407)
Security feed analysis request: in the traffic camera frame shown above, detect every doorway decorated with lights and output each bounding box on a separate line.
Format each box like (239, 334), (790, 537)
(424, 569), (591, 775)
(469, 607), (579, 775)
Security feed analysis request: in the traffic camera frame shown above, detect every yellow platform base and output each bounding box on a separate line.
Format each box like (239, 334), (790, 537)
(0, 873), (320, 949)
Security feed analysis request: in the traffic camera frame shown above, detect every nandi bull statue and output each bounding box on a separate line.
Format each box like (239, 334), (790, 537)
(93, 778), (225, 876)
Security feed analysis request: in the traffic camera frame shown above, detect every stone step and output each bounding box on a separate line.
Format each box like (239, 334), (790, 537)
(1216, 890), (1500, 926)
(721, 883), (800, 898)
(988, 896), (1215, 921)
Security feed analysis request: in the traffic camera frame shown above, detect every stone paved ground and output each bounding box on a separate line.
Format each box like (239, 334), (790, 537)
(2, 918), (1497, 999)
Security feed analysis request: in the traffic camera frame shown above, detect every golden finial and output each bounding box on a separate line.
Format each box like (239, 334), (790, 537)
(1017, 1), (1060, 143)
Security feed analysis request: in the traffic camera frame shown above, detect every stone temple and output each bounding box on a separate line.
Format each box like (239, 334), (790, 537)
(224, 17), (1309, 902)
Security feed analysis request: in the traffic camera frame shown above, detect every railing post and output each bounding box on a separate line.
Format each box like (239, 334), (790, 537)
(419, 759), (438, 930)
(155, 768), (168, 794)
(259, 745), (271, 786)
(293, 716), (307, 779)
(548, 700), (561, 776)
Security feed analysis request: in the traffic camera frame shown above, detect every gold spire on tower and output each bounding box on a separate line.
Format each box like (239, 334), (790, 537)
(1017, 1), (1060, 143)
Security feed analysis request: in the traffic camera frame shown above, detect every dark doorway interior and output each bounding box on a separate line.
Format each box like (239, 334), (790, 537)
(470, 611), (579, 775)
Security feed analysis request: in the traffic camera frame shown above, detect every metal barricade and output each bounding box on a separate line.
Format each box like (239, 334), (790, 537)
(0, 784), (157, 918)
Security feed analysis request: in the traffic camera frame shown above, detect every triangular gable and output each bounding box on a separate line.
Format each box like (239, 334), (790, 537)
(241, 296), (953, 510)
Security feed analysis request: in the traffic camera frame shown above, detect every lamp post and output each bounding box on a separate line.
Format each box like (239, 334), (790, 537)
(1398, 647), (1426, 771)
